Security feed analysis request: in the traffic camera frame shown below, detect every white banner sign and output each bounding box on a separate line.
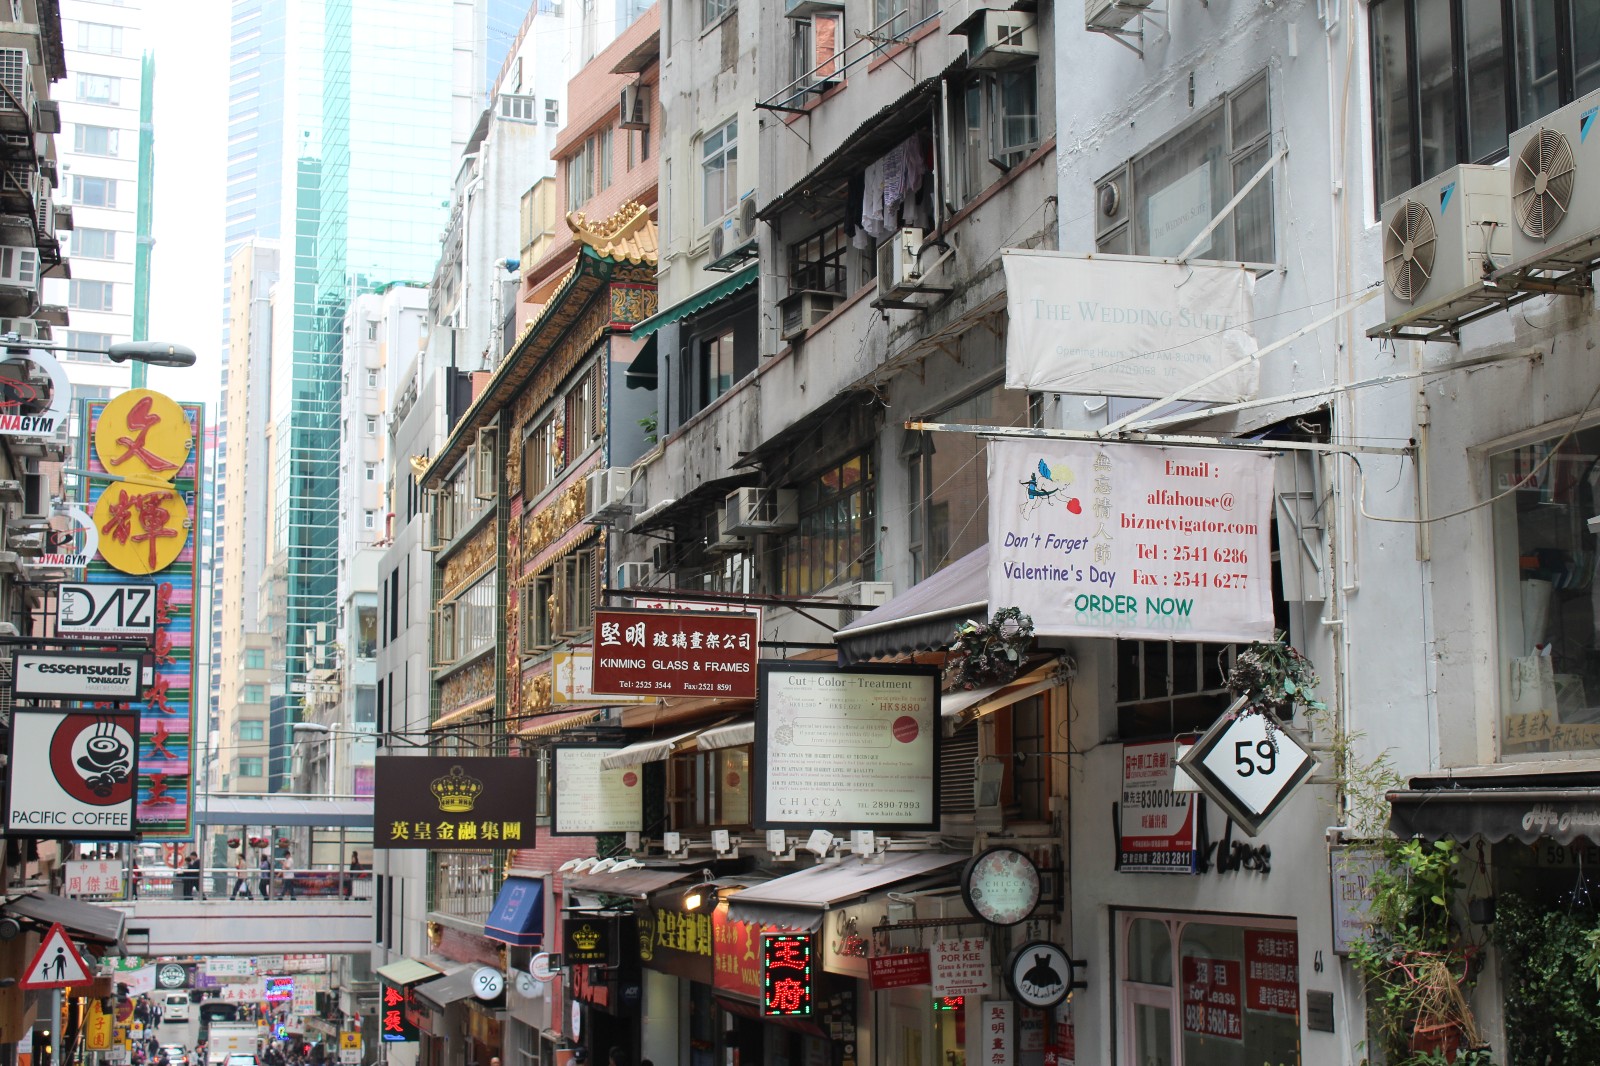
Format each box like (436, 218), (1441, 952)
(987, 439), (1274, 641)
(931, 937), (992, 997)
(550, 745), (643, 835)
(12, 649), (144, 700)
(1002, 252), (1259, 402)
(63, 860), (124, 897)
(6, 710), (138, 837)
(58, 582), (158, 637)
(552, 651), (648, 704)
(37, 506), (98, 572)
(755, 663), (940, 830)
(204, 957), (258, 977)
(123, 966), (156, 996)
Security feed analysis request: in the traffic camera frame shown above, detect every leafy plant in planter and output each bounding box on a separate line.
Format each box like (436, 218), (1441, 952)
(1493, 893), (1600, 1066)
(1351, 838), (1493, 1065)
(945, 607), (1034, 691)
(1224, 632), (1326, 719)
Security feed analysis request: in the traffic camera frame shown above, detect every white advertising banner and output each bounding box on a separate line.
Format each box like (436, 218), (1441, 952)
(550, 745), (644, 835)
(754, 663), (940, 830)
(6, 710), (138, 838)
(987, 439), (1274, 641)
(12, 649), (144, 700)
(551, 651), (649, 704)
(1002, 251), (1259, 402)
(57, 582), (159, 637)
(931, 937), (992, 997)
(63, 860), (124, 897)
(123, 966), (156, 996)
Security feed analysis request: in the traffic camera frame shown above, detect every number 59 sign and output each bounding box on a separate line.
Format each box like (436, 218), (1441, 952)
(1178, 699), (1317, 836)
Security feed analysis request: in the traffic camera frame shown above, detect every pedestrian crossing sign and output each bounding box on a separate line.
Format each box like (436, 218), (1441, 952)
(21, 922), (92, 989)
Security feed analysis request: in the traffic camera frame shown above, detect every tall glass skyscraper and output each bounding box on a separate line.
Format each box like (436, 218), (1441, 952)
(218, 0), (489, 791)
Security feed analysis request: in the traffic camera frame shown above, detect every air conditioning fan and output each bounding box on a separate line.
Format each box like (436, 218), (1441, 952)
(1379, 164), (1509, 325)
(722, 487), (798, 533)
(876, 227), (926, 300)
(961, 10), (1039, 70)
(709, 506), (749, 553)
(1505, 87), (1600, 276)
(650, 542), (679, 571)
(779, 290), (841, 341)
(615, 561), (655, 588)
(619, 84), (650, 130)
(585, 467), (634, 521)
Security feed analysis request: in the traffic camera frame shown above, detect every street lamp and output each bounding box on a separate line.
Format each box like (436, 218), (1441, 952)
(106, 341), (197, 368)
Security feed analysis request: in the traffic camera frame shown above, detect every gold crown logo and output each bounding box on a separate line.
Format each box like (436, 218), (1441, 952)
(569, 924), (602, 952)
(429, 765), (484, 813)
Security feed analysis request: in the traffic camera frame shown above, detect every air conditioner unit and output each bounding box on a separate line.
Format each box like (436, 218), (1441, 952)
(779, 289), (841, 341)
(708, 194), (758, 266)
(0, 550), (16, 574)
(1086, 0), (1155, 31)
(708, 507), (749, 553)
(0, 50), (34, 130)
(33, 188), (50, 240)
(0, 318), (33, 340)
(834, 581), (894, 608)
(963, 10), (1039, 69)
(651, 542), (679, 571)
(615, 561), (655, 589)
(0, 244), (38, 291)
(722, 487), (798, 534)
(52, 202), (70, 232)
(0, 479), (19, 502)
(473, 426), (498, 500)
(32, 99), (58, 135)
(619, 84), (650, 130)
(1503, 86), (1600, 277)
(1379, 164), (1509, 324)
(785, 0), (843, 17)
(877, 227), (926, 301)
(735, 195), (758, 243)
(585, 467), (634, 521)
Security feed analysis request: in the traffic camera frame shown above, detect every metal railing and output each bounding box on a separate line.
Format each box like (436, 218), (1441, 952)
(759, 9), (940, 113)
(124, 867), (376, 902)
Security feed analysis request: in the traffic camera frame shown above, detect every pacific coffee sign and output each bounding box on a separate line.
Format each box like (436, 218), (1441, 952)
(373, 756), (537, 849)
(589, 608), (761, 699)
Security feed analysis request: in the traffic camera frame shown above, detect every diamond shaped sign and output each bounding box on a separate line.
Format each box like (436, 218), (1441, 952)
(1178, 703), (1317, 836)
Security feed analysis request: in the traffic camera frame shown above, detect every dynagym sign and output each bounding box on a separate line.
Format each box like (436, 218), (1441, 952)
(373, 756), (538, 849)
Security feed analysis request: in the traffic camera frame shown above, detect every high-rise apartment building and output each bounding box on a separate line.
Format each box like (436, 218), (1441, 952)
(46, 0), (144, 400)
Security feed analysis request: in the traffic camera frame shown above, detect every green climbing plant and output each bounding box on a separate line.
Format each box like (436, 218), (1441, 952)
(945, 607), (1034, 691)
(1494, 893), (1600, 1066)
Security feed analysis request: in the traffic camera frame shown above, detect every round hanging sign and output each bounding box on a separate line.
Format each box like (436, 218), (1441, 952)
(156, 963), (187, 989)
(1005, 940), (1075, 1009)
(471, 966), (504, 1000)
(530, 952), (558, 982)
(961, 845), (1041, 925)
(513, 971), (538, 998)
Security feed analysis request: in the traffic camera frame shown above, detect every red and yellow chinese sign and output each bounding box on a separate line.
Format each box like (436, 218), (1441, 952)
(91, 391), (192, 576)
(761, 932), (814, 1017)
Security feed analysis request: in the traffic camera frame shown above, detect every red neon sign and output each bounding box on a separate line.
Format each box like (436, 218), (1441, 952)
(761, 933), (814, 1017)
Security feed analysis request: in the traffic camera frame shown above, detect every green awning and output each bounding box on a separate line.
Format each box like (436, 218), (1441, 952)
(630, 264), (758, 340)
(626, 334), (658, 390)
(375, 957), (444, 987)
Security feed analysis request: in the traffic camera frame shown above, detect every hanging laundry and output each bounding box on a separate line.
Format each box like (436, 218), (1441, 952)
(862, 155), (891, 239)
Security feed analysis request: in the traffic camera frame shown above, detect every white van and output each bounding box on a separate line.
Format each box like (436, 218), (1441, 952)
(163, 993), (191, 1022)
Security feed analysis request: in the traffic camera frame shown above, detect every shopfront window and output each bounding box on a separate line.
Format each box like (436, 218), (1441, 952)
(1119, 912), (1301, 1066)
(1492, 425), (1600, 755)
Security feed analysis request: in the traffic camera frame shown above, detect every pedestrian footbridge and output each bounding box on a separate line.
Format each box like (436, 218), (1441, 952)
(111, 895), (374, 955)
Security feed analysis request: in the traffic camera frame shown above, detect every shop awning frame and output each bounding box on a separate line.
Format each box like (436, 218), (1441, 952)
(563, 865), (695, 899)
(835, 546), (988, 663)
(484, 875), (545, 947)
(630, 264), (758, 341)
(598, 728), (705, 770)
(696, 719), (755, 750)
(375, 957), (444, 987)
(724, 851), (965, 931)
(1389, 786), (1600, 846)
(941, 657), (1064, 723)
(411, 963), (481, 1010)
(2, 889), (125, 946)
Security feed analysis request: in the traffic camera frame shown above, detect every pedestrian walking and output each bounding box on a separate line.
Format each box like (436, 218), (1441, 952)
(279, 849), (297, 900)
(258, 852), (271, 899)
(231, 854), (252, 899)
(185, 850), (202, 898)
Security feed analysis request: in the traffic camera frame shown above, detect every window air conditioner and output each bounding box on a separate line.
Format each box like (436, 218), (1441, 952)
(0, 244), (38, 291)
(8, 530), (42, 554)
(0, 317), (40, 341)
(20, 470), (45, 519)
(0, 49), (34, 127)
(585, 467), (635, 521)
(833, 581), (893, 608)
(876, 228), (925, 300)
(1504, 85), (1600, 276)
(619, 84), (650, 130)
(1085, 0), (1154, 31)
(964, 10), (1038, 69)
(1379, 164), (1509, 325)
(651, 542), (679, 571)
(0, 550), (17, 574)
(0, 478), (20, 502)
(709, 506), (749, 553)
(779, 290), (842, 342)
(722, 487), (798, 534)
(32, 99), (59, 135)
(615, 561), (655, 589)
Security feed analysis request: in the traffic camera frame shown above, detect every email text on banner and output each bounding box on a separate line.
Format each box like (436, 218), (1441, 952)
(987, 439), (1274, 641)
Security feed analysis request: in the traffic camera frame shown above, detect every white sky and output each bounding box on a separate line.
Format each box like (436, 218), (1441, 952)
(140, 2), (229, 408)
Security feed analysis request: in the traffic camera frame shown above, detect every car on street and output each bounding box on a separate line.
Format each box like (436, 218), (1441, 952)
(225, 1056), (258, 1066)
(160, 1045), (189, 1066)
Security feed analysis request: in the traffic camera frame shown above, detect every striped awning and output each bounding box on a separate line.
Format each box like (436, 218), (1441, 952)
(696, 719), (755, 750)
(520, 709), (607, 737)
(599, 729), (703, 770)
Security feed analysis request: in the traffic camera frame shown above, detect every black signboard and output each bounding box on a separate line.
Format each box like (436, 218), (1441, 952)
(373, 756), (537, 850)
(564, 916), (613, 966)
(638, 903), (714, 984)
(379, 981), (418, 1043)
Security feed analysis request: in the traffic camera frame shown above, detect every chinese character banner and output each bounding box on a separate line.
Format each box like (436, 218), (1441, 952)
(78, 395), (203, 840)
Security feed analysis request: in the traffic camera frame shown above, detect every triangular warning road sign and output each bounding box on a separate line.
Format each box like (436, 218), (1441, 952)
(21, 922), (92, 989)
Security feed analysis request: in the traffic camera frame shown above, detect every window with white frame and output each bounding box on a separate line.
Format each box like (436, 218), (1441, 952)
(545, 98), (560, 126)
(949, 67), (1041, 208)
(439, 573), (497, 665)
(790, 12), (842, 92)
(1094, 72), (1273, 263)
(69, 280), (115, 312)
(702, 0), (733, 28)
(1492, 425), (1600, 756)
(77, 73), (119, 105)
(63, 331), (112, 363)
(565, 138), (593, 212)
(565, 363), (601, 457)
(701, 119), (738, 228)
(72, 176), (117, 208)
(1119, 912), (1301, 1066)
(73, 124), (119, 156)
(500, 94), (539, 123)
(521, 415), (561, 500)
(71, 228), (116, 260)
(78, 22), (122, 54)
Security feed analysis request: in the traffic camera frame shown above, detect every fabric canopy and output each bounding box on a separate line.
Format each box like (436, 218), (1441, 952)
(411, 963), (480, 1010)
(631, 264), (758, 340)
(835, 547), (987, 663)
(599, 730), (702, 770)
(1389, 786), (1600, 845)
(375, 957), (442, 987)
(563, 866), (693, 899)
(2, 889), (125, 946)
(725, 851), (964, 930)
(696, 719), (755, 750)
(484, 875), (545, 947)
(941, 658), (1062, 721)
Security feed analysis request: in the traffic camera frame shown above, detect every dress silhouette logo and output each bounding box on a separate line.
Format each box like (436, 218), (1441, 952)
(1005, 940), (1075, 1009)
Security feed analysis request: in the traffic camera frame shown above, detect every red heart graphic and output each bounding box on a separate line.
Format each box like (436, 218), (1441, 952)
(1066, 498), (1082, 514)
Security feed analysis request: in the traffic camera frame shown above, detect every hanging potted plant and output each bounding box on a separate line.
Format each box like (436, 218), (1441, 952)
(945, 607), (1035, 691)
(1224, 631), (1326, 719)
(227, 837), (241, 849)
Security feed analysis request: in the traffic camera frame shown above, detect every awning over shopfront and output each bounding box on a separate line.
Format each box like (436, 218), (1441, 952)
(941, 658), (1063, 723)
(725, 851), (965, 931)
(599, 729), (705, 770)
(696, 719), (754, 750)
(411, 963), (479, 1010)
(519, 708), (607, 737)
(1390, 763), (1600, 845)
(2, 889), (125, 946)
(630, 264), (758, 340)
(715, 994), (830, 1040)
(835, 547), (987, 663)
(375, 957), (444, 987)
(563, 865), (695, 899)
(484, 875), (545, 947)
